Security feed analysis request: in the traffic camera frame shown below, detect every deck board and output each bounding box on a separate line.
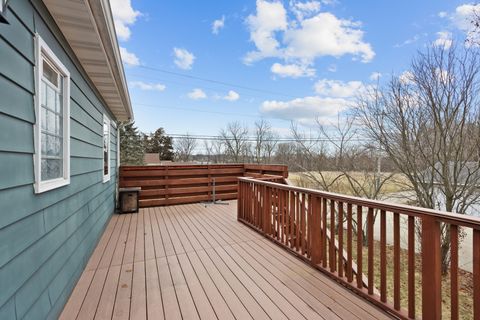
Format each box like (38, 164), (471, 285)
(60, 201), (394, 320)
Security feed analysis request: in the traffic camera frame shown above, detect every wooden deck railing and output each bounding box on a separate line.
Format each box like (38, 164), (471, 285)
(238, 177), (480, 320)
(119, 164), (287, 207)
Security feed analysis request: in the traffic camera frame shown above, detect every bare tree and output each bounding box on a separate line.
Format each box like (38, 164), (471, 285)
(253, 119), (278, 164)
(355, 42), (480, 273)
(292, 116), (396, 245)
(219, 121), (249, 163)
(175, 134), (197, 162)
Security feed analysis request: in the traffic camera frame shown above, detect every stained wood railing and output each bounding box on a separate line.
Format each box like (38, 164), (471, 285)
(119, 164), (287, 207)
(238, 177), (480, 319)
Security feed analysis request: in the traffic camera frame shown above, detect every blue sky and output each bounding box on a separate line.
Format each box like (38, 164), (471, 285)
(111, 0), (478, 137)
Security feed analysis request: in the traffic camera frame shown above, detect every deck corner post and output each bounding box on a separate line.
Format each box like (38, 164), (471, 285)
(421, 215), (442, 320)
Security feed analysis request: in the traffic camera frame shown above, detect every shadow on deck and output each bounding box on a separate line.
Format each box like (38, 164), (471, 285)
(60, 201), (393, 320)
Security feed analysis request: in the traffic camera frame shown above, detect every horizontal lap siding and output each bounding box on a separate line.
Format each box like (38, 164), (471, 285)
(0, 1), (119, 319)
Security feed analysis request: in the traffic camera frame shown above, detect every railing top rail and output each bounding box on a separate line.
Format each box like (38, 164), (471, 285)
(239, 177), (480, 229)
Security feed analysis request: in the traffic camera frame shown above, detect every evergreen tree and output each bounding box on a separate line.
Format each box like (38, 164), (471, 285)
(144, 128), (174, 161)
(119, 121), (144, 165)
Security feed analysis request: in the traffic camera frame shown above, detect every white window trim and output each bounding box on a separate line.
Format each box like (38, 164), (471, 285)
(33, 34), (71, 194)
(103, 114), (111, 183)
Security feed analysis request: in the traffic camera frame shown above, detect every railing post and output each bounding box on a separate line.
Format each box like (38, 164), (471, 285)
(311, 196), (322, 265)
(421, 216), (441, 320)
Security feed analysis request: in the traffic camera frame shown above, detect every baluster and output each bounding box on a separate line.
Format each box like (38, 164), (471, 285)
(330, 199), (336, 272)
(307, 194), (313, 258)
(356, 205), (363, 289)
(296, 192), (300, 252)
(367, 207), (374, 295)
(347, 203), (353, 282)
(421, 216), (441, 319)
(301, 193), (307, 255)
(407, 216), (415, 318)
(322, 198), (328, 268)
(450, 224), (458, 320)
(380, 210), (387, 302)
(394, 212), (400, 310)
(338, 202), (344, 278)
(289, 191), (295, 249)
(311, 196), (322, 265)
(474, 230), (480, 319)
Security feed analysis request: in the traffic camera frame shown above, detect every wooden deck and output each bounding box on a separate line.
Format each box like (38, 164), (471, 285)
(60, 201), (393, 320)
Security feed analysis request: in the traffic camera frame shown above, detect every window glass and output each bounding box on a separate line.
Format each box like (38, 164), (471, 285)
(103, 118), (110, 177)
(40, 57), (64, 181)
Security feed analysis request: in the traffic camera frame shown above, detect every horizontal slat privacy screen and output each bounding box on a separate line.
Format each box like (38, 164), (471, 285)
(119, 164), (288, 207)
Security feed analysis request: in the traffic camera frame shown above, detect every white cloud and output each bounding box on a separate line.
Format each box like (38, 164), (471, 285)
(188, 88), (207, 100)
(110, 0), (141, 41)
(399, 71), (414, 84)
(212, 16), (225, 34)
(173, 48), (196, 70)
(223, 90), (240, 101)
(290, 1), (322, 20)
(120, 47), (140, 66)
(130, 81), (166, 91)
(438, 11), (448, 18)
(244, 0), (288, 64)
(369, 72), (382, 81)
(260, 96), (351, 123)
(394, 33), (425, 48)
(244, 0), (374, 72)
(451, 4), (480, 31)
(314, 79), (366, 98)
(434, 31), (452, 49)
(261, 77), (366, 123)
(271, 62), (315, 78)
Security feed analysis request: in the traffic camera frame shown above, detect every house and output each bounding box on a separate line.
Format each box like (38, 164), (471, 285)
(0, 0), (132, 319)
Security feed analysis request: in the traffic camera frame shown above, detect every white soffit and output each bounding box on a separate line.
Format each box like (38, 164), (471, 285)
(42, 0), (133, 121)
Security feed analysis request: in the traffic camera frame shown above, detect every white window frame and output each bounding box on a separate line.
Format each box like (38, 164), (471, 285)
(103, 114), (111, 183)
(33, 34), (71, 194)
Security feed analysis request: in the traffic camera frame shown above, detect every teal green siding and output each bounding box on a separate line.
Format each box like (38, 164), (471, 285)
(0, 1), (120, 319)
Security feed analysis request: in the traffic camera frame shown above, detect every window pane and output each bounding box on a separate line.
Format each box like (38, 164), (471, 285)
(41, 107), (47, 131)
(41, 132), (47, 156)
(46, 109), (56, 134)
(46, 85), (56, 112)
(55, 90), (63, 114)
(55, 114), (62, 136)
(103, 120), (109, 176)
(41, 159), (62, 181)
(41, 81), (47, 107)
(43, 61), (58, 87)
(46, 135), (62, 157)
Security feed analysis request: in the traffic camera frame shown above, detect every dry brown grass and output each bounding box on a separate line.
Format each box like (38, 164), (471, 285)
(345, 236), (474, 318)
(289, 171), (411, 196)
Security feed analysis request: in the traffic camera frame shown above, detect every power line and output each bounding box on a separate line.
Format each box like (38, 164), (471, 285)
(129, 73), (273, 100)
(167, 133), (373, 143)
(136, 65), (298, 99)
(134, 102), (289, 121)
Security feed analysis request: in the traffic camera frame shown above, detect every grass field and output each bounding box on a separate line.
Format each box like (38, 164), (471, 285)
(350, 236), (474, 319)
(289, 171), (412, 197)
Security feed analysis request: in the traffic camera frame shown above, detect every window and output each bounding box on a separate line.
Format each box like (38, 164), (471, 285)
(34, 35), (70, 193)
(103, 114), (110, 183)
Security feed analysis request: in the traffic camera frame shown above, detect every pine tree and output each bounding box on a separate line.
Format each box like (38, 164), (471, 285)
(144, 128), (174, 161)
(119, 121), (145, 165)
